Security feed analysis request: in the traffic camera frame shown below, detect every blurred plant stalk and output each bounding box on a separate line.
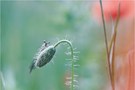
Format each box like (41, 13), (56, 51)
(99, 1), (112, 89)
(99, 0), (135, 90)
(108, 3), (120, 90)
(100, 0), (120, 90)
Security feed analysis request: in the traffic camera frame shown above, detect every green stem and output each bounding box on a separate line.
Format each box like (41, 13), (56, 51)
(54, 40), (74, 90)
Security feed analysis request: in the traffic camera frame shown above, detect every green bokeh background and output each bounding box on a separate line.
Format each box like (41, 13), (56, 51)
(1, 1), (107, 90)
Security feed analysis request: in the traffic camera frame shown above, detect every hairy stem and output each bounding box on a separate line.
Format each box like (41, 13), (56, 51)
(54, 40), (74, 90)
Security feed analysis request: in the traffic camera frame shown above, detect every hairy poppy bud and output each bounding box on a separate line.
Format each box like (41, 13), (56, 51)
(29, 41), (56, 73)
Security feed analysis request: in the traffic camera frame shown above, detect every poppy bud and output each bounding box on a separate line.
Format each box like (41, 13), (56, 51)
(30, 42), (56, 73)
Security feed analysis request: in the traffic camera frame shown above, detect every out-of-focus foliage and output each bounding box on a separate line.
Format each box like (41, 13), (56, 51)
(1, 1), (106, 90)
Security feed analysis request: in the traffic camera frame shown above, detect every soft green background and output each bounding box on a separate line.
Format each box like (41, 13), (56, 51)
(1, 1), (107, 90)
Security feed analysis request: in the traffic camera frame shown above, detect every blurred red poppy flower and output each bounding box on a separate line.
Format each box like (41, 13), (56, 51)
(92, 0), (134, 21)
(92, 1), (135, 90)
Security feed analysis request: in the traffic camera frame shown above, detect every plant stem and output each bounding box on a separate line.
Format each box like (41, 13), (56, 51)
(99, 0), (113, 88)
(111, 3), (120, 90)
(54, 40), (74, 90)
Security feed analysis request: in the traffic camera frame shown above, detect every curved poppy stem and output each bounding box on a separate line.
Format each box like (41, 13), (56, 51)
(54, 40), (74, 90)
